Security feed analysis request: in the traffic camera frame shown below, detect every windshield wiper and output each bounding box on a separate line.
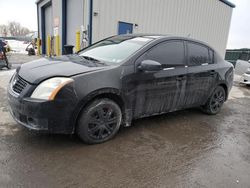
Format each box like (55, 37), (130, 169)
(81, 56), (106, 65)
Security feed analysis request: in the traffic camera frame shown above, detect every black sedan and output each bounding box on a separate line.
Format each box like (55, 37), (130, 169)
(8, 34), (234, 144)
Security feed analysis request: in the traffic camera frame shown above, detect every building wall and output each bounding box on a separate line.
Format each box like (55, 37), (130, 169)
(37, 0), (233, 56)
(37, 0), (89, 53)
(92, 0), (233, 56)
(37, 0), (63, 54)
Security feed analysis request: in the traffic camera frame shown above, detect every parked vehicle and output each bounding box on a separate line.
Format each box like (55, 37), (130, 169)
(0, 39), (11, 70)
(234, 59), (250, 85)
(241, 67), (250, 85)
(8, 34), (234, 144)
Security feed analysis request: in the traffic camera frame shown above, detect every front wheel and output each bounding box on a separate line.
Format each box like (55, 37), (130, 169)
(201, 86), (226, 115)
(77, 98), (122, 144)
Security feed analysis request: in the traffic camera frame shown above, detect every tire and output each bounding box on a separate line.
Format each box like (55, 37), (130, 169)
(201, 86), (226, 115)
(77, 98), (122, 144)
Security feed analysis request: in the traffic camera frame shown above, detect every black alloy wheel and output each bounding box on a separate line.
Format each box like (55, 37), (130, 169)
(77, 98), (122, 144)
(202, 86), (226, 115)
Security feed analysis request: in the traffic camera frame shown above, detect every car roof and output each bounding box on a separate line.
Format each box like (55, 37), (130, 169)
(117, 34), (214, 50)
(116, 34), (166, 39)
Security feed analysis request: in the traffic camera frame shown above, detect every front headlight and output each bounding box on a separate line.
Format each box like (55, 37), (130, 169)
(31, 77), (74, 100)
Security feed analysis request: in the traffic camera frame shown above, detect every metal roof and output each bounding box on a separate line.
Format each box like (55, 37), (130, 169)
(36, 0), (236, 8)
(219, 0), (236, 8)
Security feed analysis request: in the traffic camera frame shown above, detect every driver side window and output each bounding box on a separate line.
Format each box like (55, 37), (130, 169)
(145, 40), (185, 68)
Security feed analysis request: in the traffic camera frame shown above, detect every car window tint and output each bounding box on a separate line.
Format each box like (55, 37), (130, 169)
(187, 42), (209, 66)
(146, 41), (185, 67)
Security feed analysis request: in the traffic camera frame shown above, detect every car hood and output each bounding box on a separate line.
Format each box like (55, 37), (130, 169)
(17, 55), (107, 84)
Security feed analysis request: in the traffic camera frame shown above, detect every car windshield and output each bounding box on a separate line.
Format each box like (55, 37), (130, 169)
(79, 36), (153, 64)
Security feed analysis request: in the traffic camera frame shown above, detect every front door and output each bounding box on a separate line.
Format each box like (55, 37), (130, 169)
(118, 22), (133, 35)
(133, 40), (188, 118)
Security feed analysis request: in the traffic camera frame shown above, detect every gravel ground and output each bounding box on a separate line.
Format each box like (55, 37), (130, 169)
(0, 54), (250, 187)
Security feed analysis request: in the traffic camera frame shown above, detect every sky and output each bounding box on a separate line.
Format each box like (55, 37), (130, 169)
(0, 0), (249, 49)
(227, 0), (250, 49)
(0, 0), (37, 31)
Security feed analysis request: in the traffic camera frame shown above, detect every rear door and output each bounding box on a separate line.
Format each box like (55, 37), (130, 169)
(184, 41), (217, 107)
(133, 40), (188, 118)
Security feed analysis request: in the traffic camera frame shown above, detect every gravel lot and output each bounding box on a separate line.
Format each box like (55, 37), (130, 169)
(0, 54), (250, 187)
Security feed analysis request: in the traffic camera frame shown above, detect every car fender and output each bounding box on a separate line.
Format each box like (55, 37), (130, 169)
(70, 87), (132, 133)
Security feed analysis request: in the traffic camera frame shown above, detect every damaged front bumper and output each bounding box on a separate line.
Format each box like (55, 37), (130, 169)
(7, 86), (78, 134)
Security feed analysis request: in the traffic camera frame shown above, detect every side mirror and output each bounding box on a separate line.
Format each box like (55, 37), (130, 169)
(138, 60), (162, 72)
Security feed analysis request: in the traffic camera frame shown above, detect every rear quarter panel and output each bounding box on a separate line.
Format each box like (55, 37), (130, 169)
(215, 58), (234, 99)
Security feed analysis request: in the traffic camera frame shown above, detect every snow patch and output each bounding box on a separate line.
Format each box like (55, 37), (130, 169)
(6, 40), (28, 54)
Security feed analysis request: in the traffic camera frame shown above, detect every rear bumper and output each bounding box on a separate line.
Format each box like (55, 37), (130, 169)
(7, 86), (78, 134)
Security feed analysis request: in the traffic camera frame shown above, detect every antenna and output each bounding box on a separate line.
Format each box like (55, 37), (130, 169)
(187, 33), (191, 38)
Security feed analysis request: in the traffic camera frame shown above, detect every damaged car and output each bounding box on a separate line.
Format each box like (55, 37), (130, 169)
(8, 34), (234, 144)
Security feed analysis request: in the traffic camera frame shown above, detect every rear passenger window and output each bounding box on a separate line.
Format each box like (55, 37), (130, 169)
(146, 41), (185, 67)
(187, 42), (210, 66)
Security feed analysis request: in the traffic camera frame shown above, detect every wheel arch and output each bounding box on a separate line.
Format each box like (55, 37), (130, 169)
(218, 83), (228, 100)
(71, 88), (128, 133)
(204, 82), (229, 106)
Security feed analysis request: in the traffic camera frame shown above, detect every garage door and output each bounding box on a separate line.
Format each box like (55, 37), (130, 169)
(42, 4), (53, 54)
(66, 0), (84, 46)
(45, 5), (53, 38)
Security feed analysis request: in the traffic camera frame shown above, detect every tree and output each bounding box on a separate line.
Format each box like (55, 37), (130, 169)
(20, 27), (30, 36)
(0, 25), (8, 37)
(0, 21), (30, 36)
(8, 21), (21, 36)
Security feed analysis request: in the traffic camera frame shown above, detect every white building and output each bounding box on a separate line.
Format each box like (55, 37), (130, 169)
(36, 0), (235, 56)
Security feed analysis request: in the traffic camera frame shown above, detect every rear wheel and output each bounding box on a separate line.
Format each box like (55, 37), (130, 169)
(77, 98), (122, 144)
(202, 86), (226, 115)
